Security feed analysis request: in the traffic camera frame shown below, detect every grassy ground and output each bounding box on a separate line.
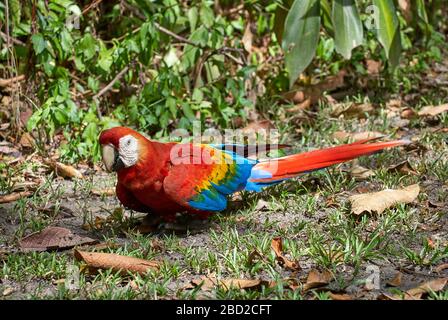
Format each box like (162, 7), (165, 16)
(1, 80), (448, 300)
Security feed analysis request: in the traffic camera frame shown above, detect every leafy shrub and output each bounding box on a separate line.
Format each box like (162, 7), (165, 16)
(0, 0), (443, 162)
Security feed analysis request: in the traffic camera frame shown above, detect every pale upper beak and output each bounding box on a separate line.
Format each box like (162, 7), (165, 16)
(101, 144), (116, 172)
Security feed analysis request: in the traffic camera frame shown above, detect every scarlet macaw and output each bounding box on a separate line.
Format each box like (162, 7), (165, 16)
(99, 126), (407, 221)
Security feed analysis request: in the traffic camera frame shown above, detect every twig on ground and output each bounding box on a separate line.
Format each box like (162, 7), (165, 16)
(0, 191), (33, 204)
(0, 75), (25, 87)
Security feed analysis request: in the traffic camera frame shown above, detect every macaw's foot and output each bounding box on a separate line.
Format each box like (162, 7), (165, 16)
(161, 214), (211, 233)
(135, 214), (163, 234)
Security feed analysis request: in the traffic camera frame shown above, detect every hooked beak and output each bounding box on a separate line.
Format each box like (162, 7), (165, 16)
(101, 144), (124, 172)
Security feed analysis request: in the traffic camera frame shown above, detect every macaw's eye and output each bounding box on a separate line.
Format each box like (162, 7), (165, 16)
(127, 139), (131, 145)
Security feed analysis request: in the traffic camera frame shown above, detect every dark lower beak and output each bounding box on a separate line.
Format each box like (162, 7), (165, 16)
(112, 156), (125, 171)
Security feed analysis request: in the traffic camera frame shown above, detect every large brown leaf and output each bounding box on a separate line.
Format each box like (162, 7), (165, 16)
(349, 184), (420, 215)
(74, 250), (160, 276)
(303, 269), (333, 292)
(20, 227), (97, 251)
(418, 104), (448, 117)
(405, 278), (448, 299)
(185, 276), (267, 291)
(332, 131), (384, 142)
(331, 103), (375, 118)
(271, 237), (301, 271)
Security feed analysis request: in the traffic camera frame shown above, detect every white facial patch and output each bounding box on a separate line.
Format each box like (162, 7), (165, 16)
(118, 135), (139, 168)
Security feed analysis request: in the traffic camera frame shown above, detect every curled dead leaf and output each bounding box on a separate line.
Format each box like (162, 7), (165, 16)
(303, 269), (333, 292)
(435, 263), (448, 273)
(405, 278), (448, 300)
(74, 250), (160, 276)
(286, 98), (311, 113)
(271, 237), (301, 271)
(20, 227), (98, 252)
(349, 184), (420, 215)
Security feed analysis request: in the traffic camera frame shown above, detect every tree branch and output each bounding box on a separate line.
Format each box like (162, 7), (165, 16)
(93, 66), (129, 100)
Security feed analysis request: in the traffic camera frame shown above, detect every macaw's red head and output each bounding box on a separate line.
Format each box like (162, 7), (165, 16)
(99, 126), (148, 172)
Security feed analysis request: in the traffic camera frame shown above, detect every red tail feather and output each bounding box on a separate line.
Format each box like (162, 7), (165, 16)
(250, 138), (409, 182)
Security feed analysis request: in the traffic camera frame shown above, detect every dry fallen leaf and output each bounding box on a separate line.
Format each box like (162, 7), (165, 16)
(271, 237), (301, 271)
(435, 263), (448, 273)
(386, 272), (403, 287)
(388, 160), (417, 175)
(20, 227), (98, 252)
(366, 59), (381, 75)
(349, 184), (420, 215)
(405, 278), (448, 299)
(242, 120), (274, 132)
(55, 162), (83, 179)
(303, 269), (333, 292)
(74, 250), (160, 276)
(331, 103), (375, 118)
(0, 191), (33, 204)
(332, 131), (384, 142)
(242, 22), (253, 53)
(418, 104), (448, 117)
(247, 250), (264, 266)
(282, 70), (346, 105)
(91, 187), (115, 197)
(45, 160), (83, 179)
(0, 145), (21, 157)
(19, 132), (34, 148)
(329, 292), (352, 300)
(255, 199), (269, 211)
(2, 287), (14, 296)
(286, 98), (311, 113)
(186, 276), (265, 291)
(348, 164), (375, 181)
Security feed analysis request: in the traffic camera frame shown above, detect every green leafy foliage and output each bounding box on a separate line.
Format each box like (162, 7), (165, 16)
(331, 0), (363, 59)
(0, 0), (442, 163)
(372, 0), (401, 69)
(282, 0), (321, 88)
(280, 0), (434, 86)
